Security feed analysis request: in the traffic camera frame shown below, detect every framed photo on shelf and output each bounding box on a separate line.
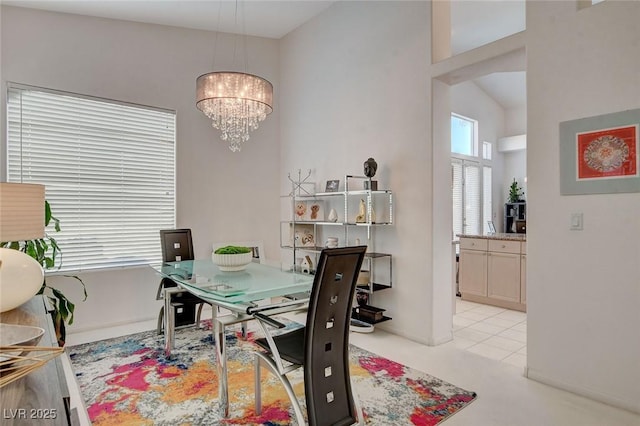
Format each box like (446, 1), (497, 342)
(560, 109), (640, 195)
(307, 200), (324, 221)
(289, 224), (315, 247)
(487, 221), (496, 233)
(325, 179), (340, 192)
(294, 200), (308, 221)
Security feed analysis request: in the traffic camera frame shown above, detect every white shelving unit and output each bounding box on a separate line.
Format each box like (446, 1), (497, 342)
(280, 175), (393, 324)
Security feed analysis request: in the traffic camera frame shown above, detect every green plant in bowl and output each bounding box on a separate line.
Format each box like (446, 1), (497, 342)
(212, 246), (253, 271)
(214, 246), (252, 255)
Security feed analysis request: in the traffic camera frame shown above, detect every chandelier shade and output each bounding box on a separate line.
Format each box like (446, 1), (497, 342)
(196, 71), (273, 152)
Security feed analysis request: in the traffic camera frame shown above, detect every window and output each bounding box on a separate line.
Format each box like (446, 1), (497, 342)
(7, 84), (176, 272)
(451, 113), (492, 243)
(451, 113), (477, 156)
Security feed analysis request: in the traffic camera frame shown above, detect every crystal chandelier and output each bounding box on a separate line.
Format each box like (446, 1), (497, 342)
(196, 71), (273, 152)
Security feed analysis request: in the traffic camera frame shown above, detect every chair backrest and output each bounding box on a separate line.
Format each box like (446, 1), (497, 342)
(304, 246), (366, 426)
(160, 229), (194, 262)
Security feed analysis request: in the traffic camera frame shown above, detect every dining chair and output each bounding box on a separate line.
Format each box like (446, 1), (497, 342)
(156, 229), (211, 334)
(252, 246), (367, 426)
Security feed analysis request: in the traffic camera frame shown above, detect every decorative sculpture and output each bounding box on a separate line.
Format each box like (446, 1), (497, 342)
(363, 157), (378, 178)
(355, 199), (366, 223)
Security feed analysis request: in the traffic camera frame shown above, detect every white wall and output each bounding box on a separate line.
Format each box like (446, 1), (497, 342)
(279, 1), (446, 343)
(526, 0), (640, 412)
(1, 6), (282, 332)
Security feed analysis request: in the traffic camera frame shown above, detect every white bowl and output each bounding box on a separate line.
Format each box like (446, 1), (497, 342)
(0, 323), (46, 365)
(212, 252), (253, 272)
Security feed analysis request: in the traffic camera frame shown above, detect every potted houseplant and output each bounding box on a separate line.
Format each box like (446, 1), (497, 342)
(508, 178), (524, 203)
(212, 245), (253, 271)
(0, 201), (87, 346)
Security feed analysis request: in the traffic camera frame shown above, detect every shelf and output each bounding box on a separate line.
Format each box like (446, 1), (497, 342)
(351, 307), (392, 325)
(357, 283), (391, 292)
(285, 173), (394, 329)
(282, 220), (392, 226)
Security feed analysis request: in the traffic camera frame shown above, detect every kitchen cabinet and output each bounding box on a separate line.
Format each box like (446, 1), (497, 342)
(459, 239), (487, 297)
(487, 240), (521, 303)
(458, 236), (526, 311)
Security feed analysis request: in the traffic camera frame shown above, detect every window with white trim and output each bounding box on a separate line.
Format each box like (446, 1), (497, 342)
(7, 84), (176, 272)
(451, 113), (492, 244)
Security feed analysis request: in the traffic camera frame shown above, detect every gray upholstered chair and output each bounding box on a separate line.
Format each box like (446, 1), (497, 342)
(252, 246), (367, 426)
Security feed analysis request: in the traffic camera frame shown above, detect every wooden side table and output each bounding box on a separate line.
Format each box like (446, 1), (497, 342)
(0, 296), (74, 425)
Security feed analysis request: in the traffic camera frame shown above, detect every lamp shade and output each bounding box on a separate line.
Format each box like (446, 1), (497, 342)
(196, 71), (273, 152)
(0, 182), (45, 242)
(0, 183), (46, 313)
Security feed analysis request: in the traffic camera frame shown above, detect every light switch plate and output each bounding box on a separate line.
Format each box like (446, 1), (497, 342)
(570, 213), (583, 230)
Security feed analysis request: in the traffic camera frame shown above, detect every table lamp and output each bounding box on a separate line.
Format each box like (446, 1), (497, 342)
(0, 182), (46, 312)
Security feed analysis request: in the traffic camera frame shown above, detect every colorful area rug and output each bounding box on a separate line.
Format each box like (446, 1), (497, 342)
(68, 321), (476, 425)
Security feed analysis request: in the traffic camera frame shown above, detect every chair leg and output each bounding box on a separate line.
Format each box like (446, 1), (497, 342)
(196, 303), (204, 328)
(255, 352), (305, 425)
(352, 378), (365, 425)
(157, 307), (164, 335)
(254, 355), (262, 415)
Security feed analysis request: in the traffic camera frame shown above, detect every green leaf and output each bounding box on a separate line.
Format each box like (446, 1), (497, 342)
(62, 275), (88, 301)
(45, 200), (52, 227)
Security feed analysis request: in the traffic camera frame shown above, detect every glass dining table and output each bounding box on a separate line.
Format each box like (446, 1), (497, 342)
(151, 259), (314, 417)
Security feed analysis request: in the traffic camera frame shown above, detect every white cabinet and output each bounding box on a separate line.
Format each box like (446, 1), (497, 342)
(487, 240), (521, 303)
(459, 237), (526, 311)
(459, 238), (488, 297)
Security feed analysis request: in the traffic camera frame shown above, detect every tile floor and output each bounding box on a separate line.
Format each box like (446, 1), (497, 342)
(453, 298), (527, 369)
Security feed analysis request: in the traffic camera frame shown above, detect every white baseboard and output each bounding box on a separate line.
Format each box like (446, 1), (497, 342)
(526, 368), (640, 415)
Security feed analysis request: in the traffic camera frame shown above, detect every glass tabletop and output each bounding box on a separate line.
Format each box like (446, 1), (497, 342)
(152, 260), (314, 307)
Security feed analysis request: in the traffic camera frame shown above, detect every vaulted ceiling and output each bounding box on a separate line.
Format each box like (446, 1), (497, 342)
(1, 0), (526, 110)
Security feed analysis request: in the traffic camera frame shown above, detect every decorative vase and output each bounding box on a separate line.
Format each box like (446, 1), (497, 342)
(328, 208), (338, 222)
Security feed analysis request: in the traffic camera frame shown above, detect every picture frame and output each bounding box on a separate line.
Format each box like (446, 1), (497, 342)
(325, 179), (340, 192)
(560, 109), (640, 195)
(487, 221), (496, 234)
(293, 200), (308, 221)
(290, 224), (315, 247)
(307, 200), (324, 221)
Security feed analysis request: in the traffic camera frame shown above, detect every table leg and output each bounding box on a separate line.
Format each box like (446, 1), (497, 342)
(164, 290), (175, 357)
(214, 317), (229, 417)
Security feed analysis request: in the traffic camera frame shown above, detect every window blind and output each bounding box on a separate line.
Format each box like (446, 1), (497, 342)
(7, 84), (176, 272)
(483, 166), (493, 234)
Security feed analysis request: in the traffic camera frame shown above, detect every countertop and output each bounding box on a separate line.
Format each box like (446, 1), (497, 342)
(457, 233), (526, 241)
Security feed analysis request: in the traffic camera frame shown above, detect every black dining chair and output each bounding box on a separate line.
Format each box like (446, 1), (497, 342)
(251, 246), (367, 426)
(156, 229), (211, 334)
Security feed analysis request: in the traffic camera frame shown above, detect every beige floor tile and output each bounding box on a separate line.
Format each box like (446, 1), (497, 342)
(466, 342), (512, 361)
(482, 335), (526, 352)
(455, 327), (492, 343)
(498, 328), (527, 343)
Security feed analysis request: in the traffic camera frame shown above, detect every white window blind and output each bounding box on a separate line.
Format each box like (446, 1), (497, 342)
(483, 166), (492, 234)
(452, 159), (481, 238)
(7, 84), (176, 272)
(463, 163), (480, 235)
